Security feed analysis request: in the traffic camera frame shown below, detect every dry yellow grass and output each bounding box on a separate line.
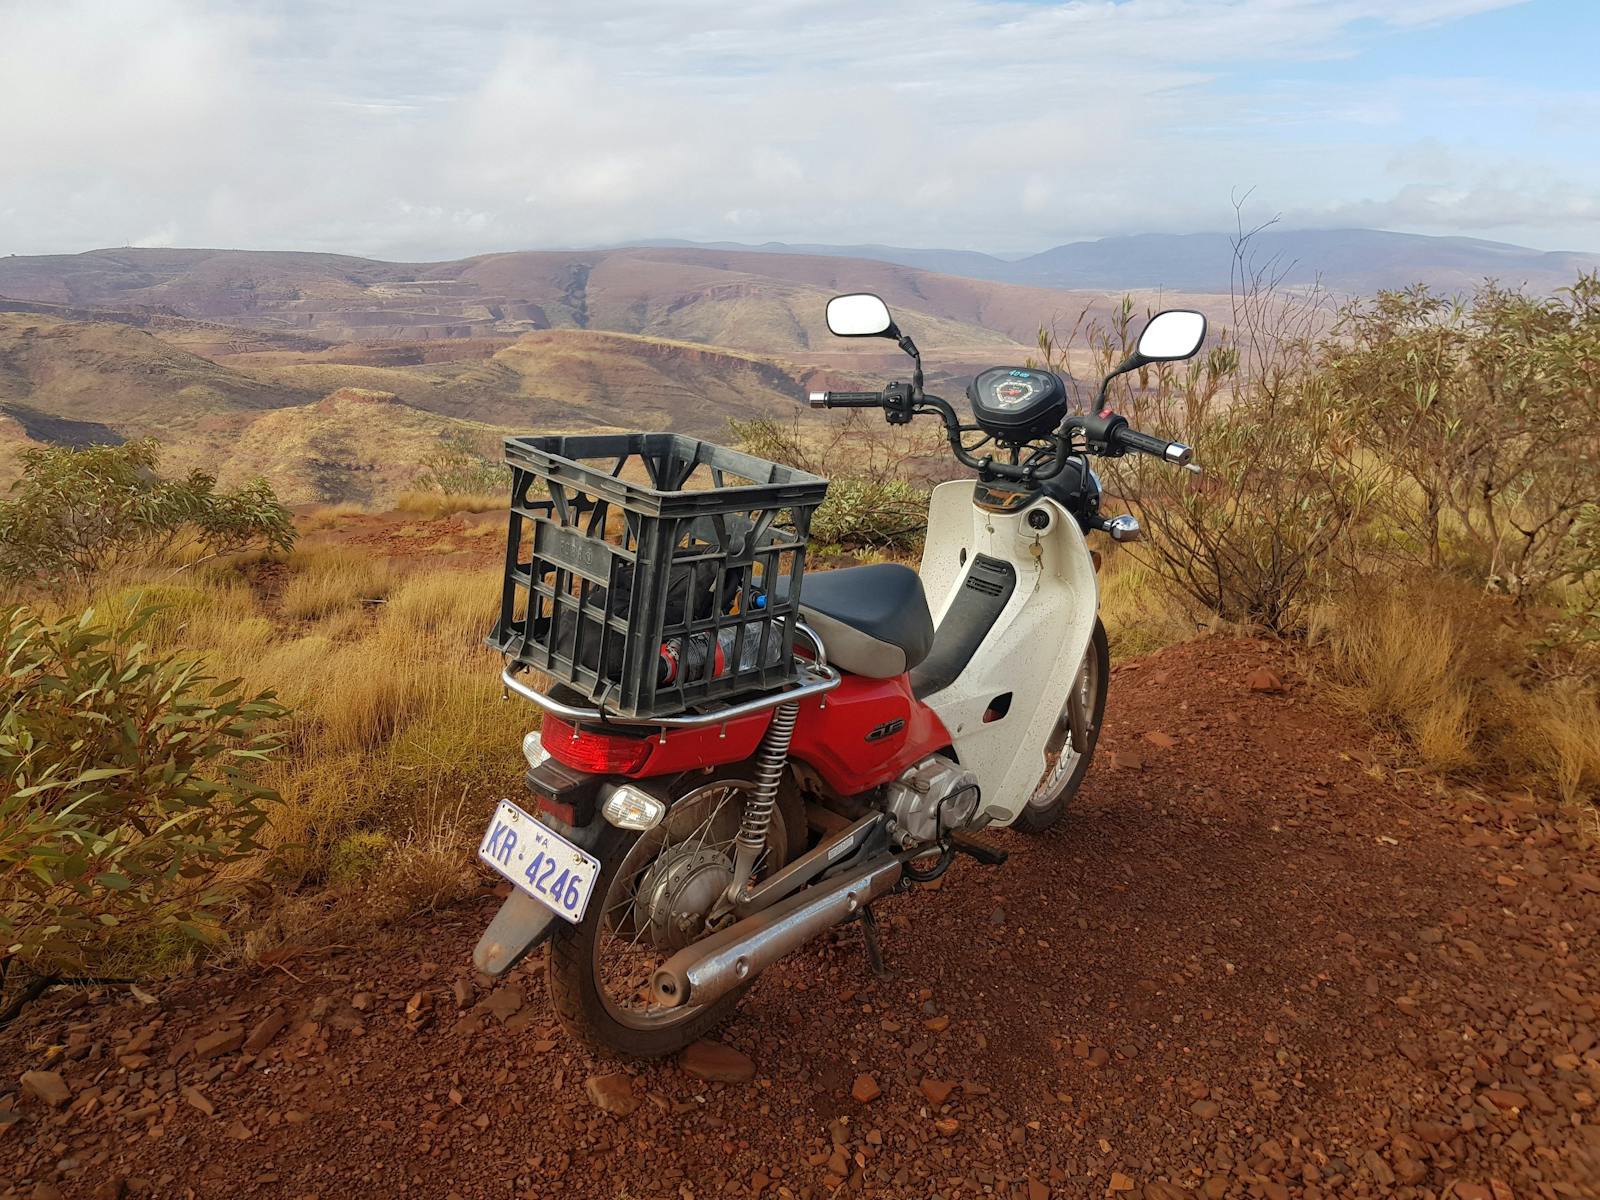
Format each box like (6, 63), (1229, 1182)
(1309, 576), (1600, 804)
(299, 502), (370, 532)
(72, 547), (526, 945)
(278, 545), (395, 620)
(381, 567), (499, 637)
(394, 490), (505, 518)
(1501, 678), (1600, 807)
(1097, 545), (1200, 657)
(1308, 581), (1485, 772)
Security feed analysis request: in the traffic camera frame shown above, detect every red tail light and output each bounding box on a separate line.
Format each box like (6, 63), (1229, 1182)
(540, 716), (652, 774)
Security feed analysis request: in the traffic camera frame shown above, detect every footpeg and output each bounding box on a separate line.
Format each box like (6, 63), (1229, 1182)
(948, 833), (1008, 867)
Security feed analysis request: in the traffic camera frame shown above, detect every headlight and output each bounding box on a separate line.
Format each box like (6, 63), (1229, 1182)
(521, 730), (549, 770)
(601, 784), (666, 831)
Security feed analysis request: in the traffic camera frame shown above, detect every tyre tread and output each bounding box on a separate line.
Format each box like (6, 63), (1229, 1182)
(1012, 619), (1110, 834)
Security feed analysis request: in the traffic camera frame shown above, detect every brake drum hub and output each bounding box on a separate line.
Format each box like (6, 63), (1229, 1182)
(633, 846), (734, 951)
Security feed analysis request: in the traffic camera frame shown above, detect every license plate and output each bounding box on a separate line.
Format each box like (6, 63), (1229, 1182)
(477, 799), (601, 923)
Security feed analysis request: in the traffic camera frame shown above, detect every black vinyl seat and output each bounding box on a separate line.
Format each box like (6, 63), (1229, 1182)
(792, 563), (935, 679)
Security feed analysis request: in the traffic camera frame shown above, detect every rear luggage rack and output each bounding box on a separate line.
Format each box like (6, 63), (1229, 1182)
(489, 433), (830, 720)
(500, 660), (840, 731)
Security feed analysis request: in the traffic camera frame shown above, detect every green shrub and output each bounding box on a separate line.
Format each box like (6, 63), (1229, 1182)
(1038, 284), (1373, 632)
(0, 438), (295, 589)
(1055, 267), (1600, 640)
(809, 477), (931, 551)
(327, 830), (392, 884)
(728, 415), (941, 553)
(414, 434), (510, 496)
(1324, 276), (1600, 621)
(1, 604), (287, 1011)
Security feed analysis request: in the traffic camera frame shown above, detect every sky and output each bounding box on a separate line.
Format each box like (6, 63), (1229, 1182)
(2, 0), (1597, 260)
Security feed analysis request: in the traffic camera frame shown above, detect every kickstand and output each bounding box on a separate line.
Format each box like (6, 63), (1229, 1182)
(858, 906), (891, 981)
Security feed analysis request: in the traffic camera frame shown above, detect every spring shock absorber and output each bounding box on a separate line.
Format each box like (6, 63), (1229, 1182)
(719, 699), (799, 910)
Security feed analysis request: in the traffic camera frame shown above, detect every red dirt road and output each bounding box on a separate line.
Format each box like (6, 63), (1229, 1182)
(4, 639), (1598, 1200)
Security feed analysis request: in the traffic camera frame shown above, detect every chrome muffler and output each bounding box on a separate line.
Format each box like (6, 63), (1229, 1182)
(651, 857), (903, 1009)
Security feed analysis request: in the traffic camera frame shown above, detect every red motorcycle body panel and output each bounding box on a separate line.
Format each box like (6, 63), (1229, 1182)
(613, 670), (952, 796)
(787, 671), (951, 794)
(621, 711), (770, 776)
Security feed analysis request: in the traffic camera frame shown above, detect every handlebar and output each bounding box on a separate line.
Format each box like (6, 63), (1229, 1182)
(807, 387), (1193, 480)
(808, 391), (883, 408)
(1108, 424), (1193, 467)
(1073, 409), (1193, 466)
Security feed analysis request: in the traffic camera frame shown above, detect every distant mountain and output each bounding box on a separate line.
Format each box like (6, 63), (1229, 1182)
(631, 229), (1600, 296)
(0, 245), (1048, 358)
(1006, 230), (1600, 295)
(636, 239), (1023, 283)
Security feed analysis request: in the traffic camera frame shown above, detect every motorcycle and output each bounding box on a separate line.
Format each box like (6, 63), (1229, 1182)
(473, 293), (1204, 1056)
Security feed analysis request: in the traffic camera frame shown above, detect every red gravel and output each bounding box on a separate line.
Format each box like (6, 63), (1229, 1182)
(4, 638), (1598, 1200)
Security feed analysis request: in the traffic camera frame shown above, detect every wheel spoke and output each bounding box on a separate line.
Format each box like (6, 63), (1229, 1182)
(588, 778), (787, 1030)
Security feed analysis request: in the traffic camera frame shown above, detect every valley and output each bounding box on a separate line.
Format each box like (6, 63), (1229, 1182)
(0, 245), (1130, 503)
(4, 228), (1584, 505)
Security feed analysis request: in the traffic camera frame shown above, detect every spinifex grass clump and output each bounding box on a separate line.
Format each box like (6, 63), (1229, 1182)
(0, 605), (286, 1022)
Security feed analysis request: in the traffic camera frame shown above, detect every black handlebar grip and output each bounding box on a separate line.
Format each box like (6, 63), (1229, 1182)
(808, 390), (883, 409)
(1114, 426), (1193, 466)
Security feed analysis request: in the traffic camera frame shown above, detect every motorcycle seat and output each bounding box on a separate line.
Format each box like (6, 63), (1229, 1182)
(791, 563), (934, 679)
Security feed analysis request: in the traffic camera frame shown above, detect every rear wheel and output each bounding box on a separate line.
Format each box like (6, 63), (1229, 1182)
(547, 770), (801, 1057)
(1012, 619), (1109, 833)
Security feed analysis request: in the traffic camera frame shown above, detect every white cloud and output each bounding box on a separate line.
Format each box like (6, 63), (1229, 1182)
(0, 0), (1589, 259)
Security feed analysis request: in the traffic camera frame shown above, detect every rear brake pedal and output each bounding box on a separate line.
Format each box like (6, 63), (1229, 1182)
(948, 833), (1008, 867)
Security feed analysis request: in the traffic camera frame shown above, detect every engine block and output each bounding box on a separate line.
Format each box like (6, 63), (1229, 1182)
(882, 755), (981, 848)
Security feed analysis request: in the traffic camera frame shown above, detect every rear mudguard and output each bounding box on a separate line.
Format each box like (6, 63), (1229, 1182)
(472, 808), (606, 977)
(474, 887), (557, 976)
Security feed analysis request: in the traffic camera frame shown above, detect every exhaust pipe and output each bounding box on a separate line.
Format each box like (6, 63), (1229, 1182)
(652, 858), (903, 1009)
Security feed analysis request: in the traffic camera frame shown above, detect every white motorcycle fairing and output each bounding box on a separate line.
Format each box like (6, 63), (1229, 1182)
(914, 479), (1100, 826)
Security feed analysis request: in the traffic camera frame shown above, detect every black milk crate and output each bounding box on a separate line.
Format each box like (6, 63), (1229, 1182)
(489, 433), (830, 720)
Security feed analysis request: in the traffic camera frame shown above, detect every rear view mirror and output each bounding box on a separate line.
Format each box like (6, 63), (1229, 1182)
(826, 293), (897, 338)
(1136, 310), (1206, 362)
(1095, 308), (1208, 409)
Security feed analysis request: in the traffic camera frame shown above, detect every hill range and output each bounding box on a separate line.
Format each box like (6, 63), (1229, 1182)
(639, 228), (1600, 296)
(0, 245), (1159, 501)
(1, 230), (1592, 502)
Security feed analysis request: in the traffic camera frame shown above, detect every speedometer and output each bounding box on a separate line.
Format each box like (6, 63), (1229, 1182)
(967, 367), (1068, 442)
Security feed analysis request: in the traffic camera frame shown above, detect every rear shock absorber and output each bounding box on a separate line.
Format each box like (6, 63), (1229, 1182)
(720, 699), (799, 909)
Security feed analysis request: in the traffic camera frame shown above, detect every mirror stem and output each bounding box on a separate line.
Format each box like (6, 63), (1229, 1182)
(1093, 352), (1143, 413)
(898, 333), (923, 398)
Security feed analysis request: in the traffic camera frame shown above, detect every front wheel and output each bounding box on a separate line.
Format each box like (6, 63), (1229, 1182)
(1012, 618), (1109, 833)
